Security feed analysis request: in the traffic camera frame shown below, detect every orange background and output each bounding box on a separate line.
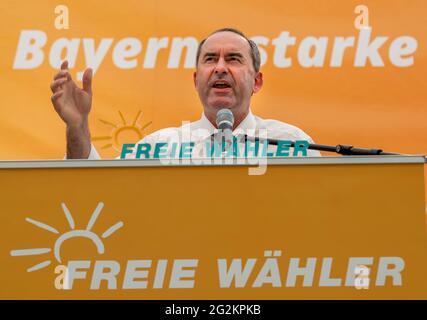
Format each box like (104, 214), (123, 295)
(0, 1), (426, 199)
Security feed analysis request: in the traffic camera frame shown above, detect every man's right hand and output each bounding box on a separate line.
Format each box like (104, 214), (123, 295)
(50, 61), (93, 159)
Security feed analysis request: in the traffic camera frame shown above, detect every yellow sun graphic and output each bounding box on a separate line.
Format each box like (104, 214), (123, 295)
(93, 110), (152, 152)
(10, 202), (123, 272)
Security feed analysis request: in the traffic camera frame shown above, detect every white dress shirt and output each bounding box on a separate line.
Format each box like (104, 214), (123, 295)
(87, 110), (321, 159)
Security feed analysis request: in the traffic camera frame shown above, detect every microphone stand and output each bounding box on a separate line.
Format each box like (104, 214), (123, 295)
(242, 135), (402, 156)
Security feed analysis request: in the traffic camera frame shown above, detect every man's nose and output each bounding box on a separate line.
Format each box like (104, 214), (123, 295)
(214, 57), (228, 74)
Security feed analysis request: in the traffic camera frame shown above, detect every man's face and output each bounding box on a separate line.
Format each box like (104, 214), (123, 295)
(194, 32), (263, 118)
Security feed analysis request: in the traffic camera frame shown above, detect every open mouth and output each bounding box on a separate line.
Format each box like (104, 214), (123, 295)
(212, 81), (232, 89)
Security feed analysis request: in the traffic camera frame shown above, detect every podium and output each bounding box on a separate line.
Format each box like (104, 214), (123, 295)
(1, 156), (426, 299)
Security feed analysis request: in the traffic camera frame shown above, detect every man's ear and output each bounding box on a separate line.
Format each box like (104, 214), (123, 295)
(253, 72), (263, 94)
(193, 71), (197, 88)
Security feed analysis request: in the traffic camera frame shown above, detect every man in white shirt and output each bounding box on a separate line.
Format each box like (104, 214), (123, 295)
(50, 28), (320, 159)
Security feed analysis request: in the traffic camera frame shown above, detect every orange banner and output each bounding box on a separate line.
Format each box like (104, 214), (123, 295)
(0, 1), (426, 204)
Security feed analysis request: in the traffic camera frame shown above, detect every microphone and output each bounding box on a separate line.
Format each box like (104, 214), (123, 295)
(215, 108), (234, 150)
(216, 108), (234, 131)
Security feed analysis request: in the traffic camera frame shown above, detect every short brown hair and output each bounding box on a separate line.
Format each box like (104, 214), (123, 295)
(196, 28), (261, 73)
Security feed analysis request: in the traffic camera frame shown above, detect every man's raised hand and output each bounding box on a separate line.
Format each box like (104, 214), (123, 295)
(50, 60), (93, 159)
(50, 60), (93, 126)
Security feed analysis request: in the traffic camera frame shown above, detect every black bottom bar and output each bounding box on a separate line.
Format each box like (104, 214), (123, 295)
(1, 300), (425, 319)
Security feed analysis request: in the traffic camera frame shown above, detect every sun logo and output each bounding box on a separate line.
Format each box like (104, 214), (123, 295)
(10, 202), (124, 273)
(92, 109), (152, 152)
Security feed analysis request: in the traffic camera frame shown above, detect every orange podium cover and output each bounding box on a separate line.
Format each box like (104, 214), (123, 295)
(0, 156), (426, 299)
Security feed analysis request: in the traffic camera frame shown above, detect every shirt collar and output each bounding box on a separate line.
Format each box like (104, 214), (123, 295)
(199, 109), (256, 133)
